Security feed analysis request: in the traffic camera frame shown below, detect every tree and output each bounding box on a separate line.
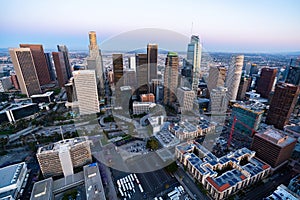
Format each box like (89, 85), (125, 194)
(165, 161), (178, 173)
(146, 138), (159, 150)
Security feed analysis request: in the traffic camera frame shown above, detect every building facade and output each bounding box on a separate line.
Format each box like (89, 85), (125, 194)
(112, 54), (124, 85)
(177, 87), (195, 112)
(52, 52), (68, 88)
(136, 53), (148, 94)
(286, 58), (300, 86)
(256, 67), (278, 98)
(57, 45), (72, 79)
(207, 66), (227, 94)
(147, 43), (158, 82)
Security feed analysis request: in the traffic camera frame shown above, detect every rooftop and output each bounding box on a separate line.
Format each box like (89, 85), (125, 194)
(84, 163), (106, 200)
(233, 101), (265, 114)
(168, 52), (178, 57)
(265, 184), (299, 200)
(257, 128), (297, 147)
(0, 162), (25, 189)
(120, 86), (132, 91)
(30, 91), (54, 98)
(30, 178), (53, 200)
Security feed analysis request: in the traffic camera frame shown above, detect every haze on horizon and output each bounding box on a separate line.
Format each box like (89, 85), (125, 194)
(1, 0), (300, 53)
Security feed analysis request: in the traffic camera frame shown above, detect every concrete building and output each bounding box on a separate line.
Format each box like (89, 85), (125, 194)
(225, 55), (244, 101)
(256, 67), (278, 98)
(286, 58), (300, 85)
(37, 137), (92, 178)
(73, 70), (100, 115)
(230, 101), (265, 135)
(265, 184), (299, 200)
(65, 79), (77, 103)
(209, 86), (228, 114)
(0, 76), (12, 92)
(176, 141), (270, 200)
(0, 162), (28, 200)
(187, 35), (202, 94)
(57, 45), (72, 79)
(31, 91), (54, 104)
(112, 54), (124, 85)
(147, 43), (158, 82)
(86, 31), (104, 92)
(0, 103), (39, 124)
(236, 75), (251, 100)
(163, 52), (179, 105)
(140, 93), (155, 103)
(19, 44), (51, 85)
(136, 53), (148, 94)
(251, 128), (297, 168)
(132, 101), (156, 115)
(177, 87), (195, 112)
(265, 82), (300, 130)
(52, 52), (68, 88)
(207, 66), (226, 94)
(9, 48), (41, 97)
(84, 163), (106, 200)
(10, 72), (19, 90)
(30, 178), (53, 200)
(288, 174), (300, 197)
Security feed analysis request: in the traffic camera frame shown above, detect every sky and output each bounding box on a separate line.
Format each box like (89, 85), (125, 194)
(1, 0), (300, 53)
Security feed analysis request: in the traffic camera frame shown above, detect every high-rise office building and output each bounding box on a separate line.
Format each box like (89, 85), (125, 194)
(209, 86), (228, 114)
(44, 53), (56, 81)
(10, 72), (19, 90)
(57, 45), (72, 79)
(181, 59), (193, 87)
(128, 56), (136, 71)
(52, 52), (68, 88)
(136, 53), (148, 94)
(123, 69), (137, 90)
(112, 54), (123, 85)
(177, 87), (195, 112)
(237, 75), (251, 100)
(225, 55), (244, 101)
(207, 65), (226, 93)
(150, 79), (162, 98)
(9, 48), (41, 97)
(147, 44), (158, 82)
(19, 44), (51, 85)
(250, 63), (259, 76)
(251, 128), (297, 168)
(266, 82), (300, 129)
(86, 31), (104, 92)
(285, 58), (300, 85)
(73, 70), (100, 115)
(163, 52), (179, 105)
(256, 67), (278, 98)
(37, 138), (92, 177)
(187, 35), (202, 94)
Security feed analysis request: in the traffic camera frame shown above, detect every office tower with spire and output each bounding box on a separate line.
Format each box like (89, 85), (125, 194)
(147, 44), (158, 82)
(44, 53), (56, 81)
(163, 52), (179, 105)
(256, 67), (278, 98)
(19, 44), (51, 85)
(57, 45), (72, 79)
(225, 55), (244, 101)
(285, 58), (300, 85)
(112, 54), (124, 85)
(187, 35), (202, 94)
(52, 52), (68, 88)
(265, 82), (300, 130)
(86, 31), (104, 93)
(73, 70), (100, 115)
(9, 48), (41, 97)
(136, 53), (148, 95)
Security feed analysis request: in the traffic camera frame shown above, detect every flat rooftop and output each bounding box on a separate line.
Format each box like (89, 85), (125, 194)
(30, 178), (53, 200)
(37, 137), (87, 154)
(0, 162), (25, 189)
(257, 128), (297, 147)
(233, 101), (265, 113)
(84, 163), (106, 200)
(120, 86), (132, 91)
(30, 91), (54, 98)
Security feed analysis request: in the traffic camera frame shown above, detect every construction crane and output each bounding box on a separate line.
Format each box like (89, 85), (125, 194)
(227, 116), (257, 149)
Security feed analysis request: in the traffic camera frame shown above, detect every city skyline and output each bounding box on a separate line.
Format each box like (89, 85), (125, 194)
(1, 0), (300, 53)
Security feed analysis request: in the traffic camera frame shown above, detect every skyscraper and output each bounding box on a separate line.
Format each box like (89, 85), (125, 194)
(73, 70), (100, 115)
(19, 44), (51, 85)
(207, 65), (226, 94)
(112, 54), (123, 85)
(163, 52), (179, 105)
(128, 56), (136, 71)
(256, 67), (278, 98)
(44, 53), (56, 81)
(225, 55), (244, 101)
(237, 75), (251, 100)
(147, 44), (158, 82)
(285, 58), (300, 85)
(9, 48), (41, 97)
(177, 87), (195, 112)
(265, 82), (300, 129)
(86, 31), (104, 93)
(136, 53), (148, 94)
(57, 45), (72, 79)
(52, 52), (68, 88)
(187, 35), (202, 94)
(209, 86), (228, 114)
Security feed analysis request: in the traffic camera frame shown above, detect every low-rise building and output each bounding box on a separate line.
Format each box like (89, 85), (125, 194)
(0, 162), (28, 200)
(0, 103), (39, 124)
(31, 91), (54, 104)
(30, 178), (53, 200)
(84, 163), (106, 200)
(0, 76), (13, 92)
(265, 184), (299, 200)
(37, 137), (92, 178)
(176, 141), (270, 200)
(140, 93), (155, 103)
(288, 174), (300, 197)
(132, 101), (156, 115)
